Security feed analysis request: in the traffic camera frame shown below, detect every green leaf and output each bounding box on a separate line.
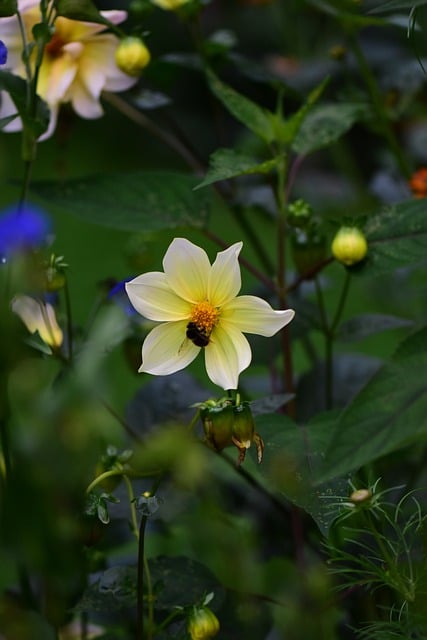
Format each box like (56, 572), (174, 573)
(32, 171), (211, 231)
(194, 148), (281, 190)
(293, 103), (368, 155)
(76, 557), (224, 613)
(76, 566), (138, 612)
(55, 0), (111, 25)
(255, 413), (348, 534)
(308, 0), (386, 24)
(0, 70), (50, 137)
(353, 198), (427, 277)
(337, 313), (413, 342)
(317, 326), (427, 482)
(150, 556), (224, 611)
(369, 0), (427, 13)
(272, 76), (329, 145)
(0, 0), (16, 17)
(206, 69), (274, 143)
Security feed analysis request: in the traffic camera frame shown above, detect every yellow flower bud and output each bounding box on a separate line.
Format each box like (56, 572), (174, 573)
(115, 37), (151, 77)
(188, 606), (220, 640)
(151, 0), (191, 9)
(349, 488), (372, 504)
(331, 226), (368, 266)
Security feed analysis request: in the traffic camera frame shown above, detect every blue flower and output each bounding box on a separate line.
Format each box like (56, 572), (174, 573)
(0, 204), (52, 261)
(0, 41), (7, 65)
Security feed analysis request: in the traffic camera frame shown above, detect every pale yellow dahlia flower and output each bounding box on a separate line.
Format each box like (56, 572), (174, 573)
(0, 0), (137, 138)
(126, 238), (295, 390)
(12, 294), (63, 348)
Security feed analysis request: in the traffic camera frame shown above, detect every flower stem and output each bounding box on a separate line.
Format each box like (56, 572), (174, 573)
(136, 515), (148, 640)
(274, 155), (295, 409)
(348, 31), (411, 179)
(63, 276), (73, 362)
(315, 270), (351, 409)
(123, 474), (139, 538)
(85, 469), (124, 495)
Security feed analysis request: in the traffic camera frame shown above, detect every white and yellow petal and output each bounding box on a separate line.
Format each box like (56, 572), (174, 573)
(163, 238), (211, 303)
(11, 295), (63, 348)
(222, 295), (295, 336)
(205, 322), (252, 390)
(208, 241), (242, 307)
(139, 321), (199, 375)
(126, 272), (191, 321)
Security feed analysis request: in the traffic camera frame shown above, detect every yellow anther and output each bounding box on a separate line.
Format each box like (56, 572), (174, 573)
(190, 301), (219, 333)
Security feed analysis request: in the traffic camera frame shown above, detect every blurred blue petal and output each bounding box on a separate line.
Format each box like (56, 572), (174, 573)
(0, 204), (52, 260)
(0, 41), (7, 65)
(108, 278), (137, 317)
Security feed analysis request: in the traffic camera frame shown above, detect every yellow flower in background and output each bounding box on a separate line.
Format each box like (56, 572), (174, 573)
(115, 37), (151, 77)
(12, 295), (63, 348)
(126, 238), (295, 390)
(331, 226), (368, 266)
(150, 0), (192, 10)
(0, 0), (138, 138)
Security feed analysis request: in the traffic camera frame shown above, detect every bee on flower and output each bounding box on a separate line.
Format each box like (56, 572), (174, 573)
(126, 238), (295, 391)
(0, 1), (139, 139)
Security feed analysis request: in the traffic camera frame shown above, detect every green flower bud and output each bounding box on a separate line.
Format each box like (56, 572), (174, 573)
(200, 400), (234, 452)
(287, 198), (313, 229)
(331, 226), (368, 266)
(199, 398), (264, 465)
(291, 226), (327, 276)
(188, 606), (220, 640)
(115, 37), (151, 77)
(45, 254), (68, 291)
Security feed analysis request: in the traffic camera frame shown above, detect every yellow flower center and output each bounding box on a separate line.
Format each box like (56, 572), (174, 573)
(190, 301), (219, 335)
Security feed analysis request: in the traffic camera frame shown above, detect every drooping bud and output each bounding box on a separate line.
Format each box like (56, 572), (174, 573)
(198, 397), (264, 465)
(331, 226), (368, 266)
(115, 37), (151, 77)
(188, 606), (220, 640)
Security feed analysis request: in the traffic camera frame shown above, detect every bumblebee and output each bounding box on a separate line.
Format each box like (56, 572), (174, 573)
(186, 321), (210, 347)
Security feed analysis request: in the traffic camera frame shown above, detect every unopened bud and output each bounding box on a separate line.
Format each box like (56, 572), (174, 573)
(199, 399), (263, 465)
(331, 226), (368, 266)
(115, 37), (151, 77)
(150, 0), (191, 10)
(288, 199), (312, 228)
(350, 488), (372, 504)
(188, 606), (220, 640)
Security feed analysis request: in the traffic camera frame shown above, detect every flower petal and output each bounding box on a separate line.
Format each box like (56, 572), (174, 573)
(126, 272), (191, 321)
(208, 241), (242, 307)
(39, 54), (78, 105)
(11, 295), (63, 347)
(139, 320), (199, 375)
(205, 322), (251, 390)
(221, 295), (295, 336)
(163, 238), (210, 303)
